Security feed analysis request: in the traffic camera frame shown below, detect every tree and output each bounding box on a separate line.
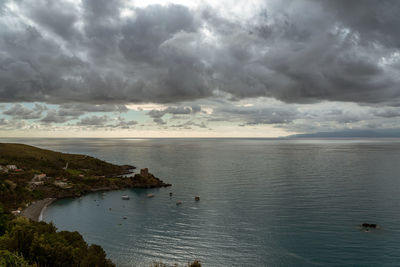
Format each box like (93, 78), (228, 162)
(0, 205), (10, 236)
(0, 250), (30, 267)
(0, 218), (114, 267)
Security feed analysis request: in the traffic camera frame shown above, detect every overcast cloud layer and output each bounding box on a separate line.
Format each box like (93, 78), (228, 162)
(0, 0), (400, 136)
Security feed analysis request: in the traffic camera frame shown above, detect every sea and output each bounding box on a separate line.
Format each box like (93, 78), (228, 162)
(3, 138), (400, 266)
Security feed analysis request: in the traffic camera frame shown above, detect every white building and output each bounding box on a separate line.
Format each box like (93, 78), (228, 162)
(33, 174), (47, 181)
(6, 165), (17, 170)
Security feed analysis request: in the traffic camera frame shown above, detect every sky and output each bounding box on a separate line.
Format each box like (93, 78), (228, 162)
(0, 0), (400, 137)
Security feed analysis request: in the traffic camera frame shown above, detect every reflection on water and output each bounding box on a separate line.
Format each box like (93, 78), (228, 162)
(2, 138), (400, 266)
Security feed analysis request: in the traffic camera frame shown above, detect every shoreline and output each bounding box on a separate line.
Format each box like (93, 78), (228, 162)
(21, 198), (56, 222)
(21, 182), (172, 222)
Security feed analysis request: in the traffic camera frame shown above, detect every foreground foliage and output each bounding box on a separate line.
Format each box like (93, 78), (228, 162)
(0, 144), (189, 266)
(0, 206), (114, 267)
(0, 206), (202, 266)
(0, 250), (30, 267)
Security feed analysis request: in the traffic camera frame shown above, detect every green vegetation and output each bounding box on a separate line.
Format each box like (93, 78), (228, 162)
(66, 169), (82, 176)
(0, 143), (168, 210)
(0, 206), (10, 236)
(0, 206), (114, 266)
(0, 143), (177, 266)
(0, 143), (127, 177)
(0, 205), (201, 267)
(0, 250), (30, 267)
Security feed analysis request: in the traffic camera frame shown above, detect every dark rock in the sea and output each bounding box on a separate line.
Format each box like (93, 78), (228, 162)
(131, 170), (172, 188)
(169, 192), (173, 196)
(362, 223), (377, 228)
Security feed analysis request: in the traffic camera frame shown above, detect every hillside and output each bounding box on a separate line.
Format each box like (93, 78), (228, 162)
(0, 143), (178, 267)
(0, 143), (129, 177)
(0, 143), (170, 211)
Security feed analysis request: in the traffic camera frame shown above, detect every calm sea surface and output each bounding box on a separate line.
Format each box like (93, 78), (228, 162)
(3, 138), (400, 266)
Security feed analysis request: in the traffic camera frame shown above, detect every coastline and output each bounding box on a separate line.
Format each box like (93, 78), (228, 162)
(21, 198), (56, 222)
(0, 143), (171, 222)
(21, 181), (172, 222)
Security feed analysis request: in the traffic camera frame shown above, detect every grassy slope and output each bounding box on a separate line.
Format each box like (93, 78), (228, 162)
(0, 143), (170, 211)
(0, 143), (125, 177)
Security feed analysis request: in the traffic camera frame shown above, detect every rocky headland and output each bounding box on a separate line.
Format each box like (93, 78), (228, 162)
(0, 143), (171, 219)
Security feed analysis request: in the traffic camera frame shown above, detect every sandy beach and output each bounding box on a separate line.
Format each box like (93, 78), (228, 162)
(21, 198), (56, 222)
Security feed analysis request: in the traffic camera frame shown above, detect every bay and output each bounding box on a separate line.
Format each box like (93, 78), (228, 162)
(4, 138), (400, 266)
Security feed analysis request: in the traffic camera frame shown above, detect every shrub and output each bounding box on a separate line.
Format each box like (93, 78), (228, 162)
(0, 250), (30, 267)
(0, 218), (114, 267)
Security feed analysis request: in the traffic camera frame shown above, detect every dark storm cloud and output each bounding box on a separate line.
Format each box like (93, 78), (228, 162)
(0, 118), (28, 130)
(372, 108), (400, 118)
(57, 108), (85, 117)
(171, 120), (207, 129)
(107, 116), (138, 129)
(119, 4), (198, 63)
(319, 0), (400, 48)
(216, 105), (299, 126)
(11, 102), (128, 124)
(77, 115), (109, 126)
(41, 110), (73, 123)
(147, 106), (199, 118)
(59, 103), (128, 113)
(0, 0), (400, 107)
(3, 103), (46, 119)
(147, 106), (201, 124)
(23, 0), (80, 41)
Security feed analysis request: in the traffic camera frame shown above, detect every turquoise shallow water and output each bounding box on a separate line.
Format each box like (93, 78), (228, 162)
(4, 138), (400, 266)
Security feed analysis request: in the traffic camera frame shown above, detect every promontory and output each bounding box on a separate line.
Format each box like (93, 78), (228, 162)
(0, 143), (171, 219)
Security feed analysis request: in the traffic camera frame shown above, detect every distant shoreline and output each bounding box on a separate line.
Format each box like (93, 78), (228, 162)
(21, 198), (56, 222)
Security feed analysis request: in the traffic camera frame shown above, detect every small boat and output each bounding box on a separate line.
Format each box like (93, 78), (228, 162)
(362, 223), (377, 228)
(195, 196), (200, 201)
(169, 192), (173, 196)
(176, 201), (182, 206)
(121, 195), (130, 200)
(147, 193), (155, 198)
